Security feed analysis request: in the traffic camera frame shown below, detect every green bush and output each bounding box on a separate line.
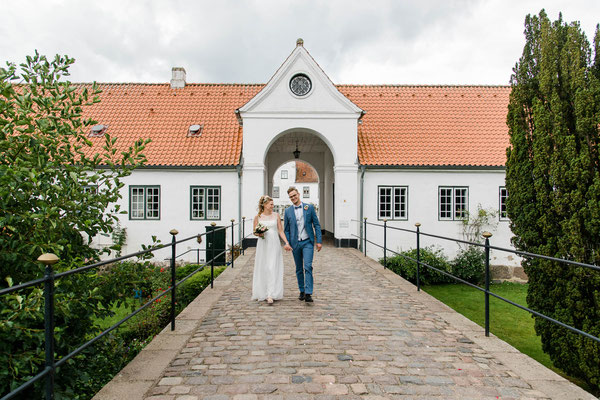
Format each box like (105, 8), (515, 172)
(383, 246), (452, 285)
(452, 246), (486, 284)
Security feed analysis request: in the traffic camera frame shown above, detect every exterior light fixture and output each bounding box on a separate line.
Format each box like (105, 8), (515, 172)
(293, 141), (300, 159)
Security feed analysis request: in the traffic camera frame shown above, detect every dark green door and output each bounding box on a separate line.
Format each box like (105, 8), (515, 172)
(206, 225), (226, 264)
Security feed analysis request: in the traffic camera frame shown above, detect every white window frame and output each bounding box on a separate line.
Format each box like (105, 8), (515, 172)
(438, 186), (468, 221)
(191, 186), (220, 220)
(499, 187), (509, 221)
(130, 185), (160, 220)
(281, 170), (288, 179)
(303, 186), (310, 198)
(378, 186), (408, 220)
(272, 186), (280, 198)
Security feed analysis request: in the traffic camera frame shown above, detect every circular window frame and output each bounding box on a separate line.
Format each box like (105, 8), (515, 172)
(288, 73), (313, 98)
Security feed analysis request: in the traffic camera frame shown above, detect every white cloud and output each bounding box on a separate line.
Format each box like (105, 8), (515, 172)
(1, 0), (598, 85)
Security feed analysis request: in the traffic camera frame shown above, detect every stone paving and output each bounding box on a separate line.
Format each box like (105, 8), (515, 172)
(97, 245), (594, 400)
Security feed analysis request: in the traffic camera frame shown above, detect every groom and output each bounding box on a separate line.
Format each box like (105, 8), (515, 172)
(283, 187), (322, 303)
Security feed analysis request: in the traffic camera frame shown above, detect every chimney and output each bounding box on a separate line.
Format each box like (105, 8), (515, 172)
(170, 67), (186, 89)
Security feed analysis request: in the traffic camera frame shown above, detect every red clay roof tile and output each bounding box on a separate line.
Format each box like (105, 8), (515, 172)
(78, 83), (510, 167)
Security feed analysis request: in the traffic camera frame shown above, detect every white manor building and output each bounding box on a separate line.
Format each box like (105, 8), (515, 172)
(84, 39), (516, 270)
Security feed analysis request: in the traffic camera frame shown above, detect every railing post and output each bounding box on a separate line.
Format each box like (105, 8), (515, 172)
(196, 234), (202, 265)
(363, 217), (367, 257)
(231, 219), (235, 269)
(483, 231), (492, 337)
(383, 219), (387, 269)
(210, 222), (216, 288)
(39, 253), (59, 400)
(169, 229), (178, 331)
(242, 217), (246, 255)
(415, 223), (421, 292)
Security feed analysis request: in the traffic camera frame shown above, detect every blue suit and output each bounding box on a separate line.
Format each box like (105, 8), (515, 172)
(284, 203), (322, 295)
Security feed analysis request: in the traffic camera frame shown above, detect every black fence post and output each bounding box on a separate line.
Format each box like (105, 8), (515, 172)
(210, 222), (216, 288)
(242, 217), (246, 255)
(169, 229), (178, 331)
(39, 253), (59, 400)
(231, 219), (235, 269)
(483, 231), (492, 337)
(363, 217), (367, 257)
(383, 219), (388, 269)
(415, 222), (421, 292)
(196, 234), (202, 265)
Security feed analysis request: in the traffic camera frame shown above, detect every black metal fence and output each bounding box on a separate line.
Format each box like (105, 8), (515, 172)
(352, 218), (600, 344)
(0, 218), (252, 400)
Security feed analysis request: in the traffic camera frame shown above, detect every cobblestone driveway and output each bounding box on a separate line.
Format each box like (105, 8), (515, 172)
(141, 246), (591, 400)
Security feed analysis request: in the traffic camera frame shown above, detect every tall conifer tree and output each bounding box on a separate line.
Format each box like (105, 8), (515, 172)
(506, 10), (600, 390)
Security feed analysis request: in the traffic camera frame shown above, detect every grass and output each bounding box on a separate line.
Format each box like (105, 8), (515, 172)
(423, 282), (592, 394)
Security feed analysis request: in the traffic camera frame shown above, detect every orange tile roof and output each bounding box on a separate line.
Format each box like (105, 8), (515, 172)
(79, 83), (510, 167)
(340, 85), (511, 167)
(80, 83), (263, 167)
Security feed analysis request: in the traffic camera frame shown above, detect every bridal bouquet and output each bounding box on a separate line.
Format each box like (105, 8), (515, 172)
(254, 223), (268, 238)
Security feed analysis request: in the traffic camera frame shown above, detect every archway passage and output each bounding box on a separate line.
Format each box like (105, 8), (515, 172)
(265, 130), (334, 239)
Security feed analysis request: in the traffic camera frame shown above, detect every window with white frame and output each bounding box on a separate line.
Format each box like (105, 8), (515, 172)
(281, 170), (288, 179)
(191, 186), (220, 220)
(272, 186), (279, 198)
(303, 186), (310, 198)
(439, 187), (468, 220)
(130, 186), (160, 220)
(378, 186), (408, 220)
(499, 187), (508, 221)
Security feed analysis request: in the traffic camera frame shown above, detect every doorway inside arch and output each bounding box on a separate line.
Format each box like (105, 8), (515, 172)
(265, 130), (335, 240)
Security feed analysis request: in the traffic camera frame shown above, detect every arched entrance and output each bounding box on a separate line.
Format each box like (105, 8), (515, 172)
(264, 130), (335, 238)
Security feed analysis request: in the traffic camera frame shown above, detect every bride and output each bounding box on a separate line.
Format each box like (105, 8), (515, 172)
(252, 195), (290, 304)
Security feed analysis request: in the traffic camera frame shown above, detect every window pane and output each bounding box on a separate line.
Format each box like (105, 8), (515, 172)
(379, 187), (391, 219)
(439, 188), (452, 219)
(131, 187), (144, 219)
(281, 170), (288, 179)
(500, 187), (508, 220)
(394, 187), (407, 219)
(454, 188), (467, 219)
(273, 186), (279, 198)
(146, 187), (160, 219)
(303, 186), (309, 198)
(191, 187), (205, 219)
(207, 187), (220, 219)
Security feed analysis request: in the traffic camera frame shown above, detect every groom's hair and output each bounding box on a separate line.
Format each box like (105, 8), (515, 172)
(287, 186), (298, 195)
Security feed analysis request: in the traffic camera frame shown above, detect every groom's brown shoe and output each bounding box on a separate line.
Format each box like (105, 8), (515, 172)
(298, 292), (305, 301)
(304, 294), (313, 303)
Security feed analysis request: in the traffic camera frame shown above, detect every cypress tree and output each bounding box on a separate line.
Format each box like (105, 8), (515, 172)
(506, 10), (600, 390)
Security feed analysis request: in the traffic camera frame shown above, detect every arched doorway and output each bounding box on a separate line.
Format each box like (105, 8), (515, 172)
(264, 130), (335, 238)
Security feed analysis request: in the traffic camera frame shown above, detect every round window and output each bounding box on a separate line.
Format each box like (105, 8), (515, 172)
(289, 74), (312, 97)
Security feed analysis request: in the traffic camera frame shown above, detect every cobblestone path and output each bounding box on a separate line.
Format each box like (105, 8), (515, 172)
(143, 246), (586, 399)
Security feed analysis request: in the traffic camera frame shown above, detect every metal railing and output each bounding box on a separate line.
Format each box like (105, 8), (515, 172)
(352, 218), (600, 344)
(0, 218), (254, 400)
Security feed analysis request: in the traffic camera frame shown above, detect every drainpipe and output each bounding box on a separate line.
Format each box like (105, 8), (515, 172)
(237, 164), (242, 243)
(359, 165), (366, 252)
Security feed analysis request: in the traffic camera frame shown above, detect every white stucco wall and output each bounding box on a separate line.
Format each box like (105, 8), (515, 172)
(361, 168), (518, 266)
(92, 168), (241, 263)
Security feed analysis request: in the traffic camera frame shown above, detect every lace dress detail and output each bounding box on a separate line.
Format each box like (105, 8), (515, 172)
(252, 214), (284, 301)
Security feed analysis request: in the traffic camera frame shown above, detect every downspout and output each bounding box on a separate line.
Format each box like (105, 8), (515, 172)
(359, 164), (366, 252)
(237, 164), (242, 244)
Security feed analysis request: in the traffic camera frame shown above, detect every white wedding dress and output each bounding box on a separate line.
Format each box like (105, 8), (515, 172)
(251, 214), (284, 301)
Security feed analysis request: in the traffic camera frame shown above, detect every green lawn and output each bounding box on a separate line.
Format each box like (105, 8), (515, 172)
(423, 282), (591, 394)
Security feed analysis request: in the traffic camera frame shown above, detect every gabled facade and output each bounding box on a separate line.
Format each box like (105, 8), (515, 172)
(82, 40), (518, 270)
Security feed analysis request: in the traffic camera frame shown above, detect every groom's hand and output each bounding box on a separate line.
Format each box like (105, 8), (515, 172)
(316, 243), (322, 252)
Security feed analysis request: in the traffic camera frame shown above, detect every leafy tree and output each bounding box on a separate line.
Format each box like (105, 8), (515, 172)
(506, 10), (600, 391)
(0, 53), (148, 398)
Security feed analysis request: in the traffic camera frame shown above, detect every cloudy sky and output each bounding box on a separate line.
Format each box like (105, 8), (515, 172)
(1, 0), (598, 86)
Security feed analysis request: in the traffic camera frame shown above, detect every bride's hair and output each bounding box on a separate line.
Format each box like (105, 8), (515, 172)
(257, 195), (273, 217)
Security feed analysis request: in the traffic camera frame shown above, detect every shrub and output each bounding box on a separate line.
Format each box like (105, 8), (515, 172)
(452, 246), (486, 284)
(383, 246), (452, 285)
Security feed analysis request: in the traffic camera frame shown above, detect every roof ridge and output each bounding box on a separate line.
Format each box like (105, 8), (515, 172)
(336, 84), (511, 88)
